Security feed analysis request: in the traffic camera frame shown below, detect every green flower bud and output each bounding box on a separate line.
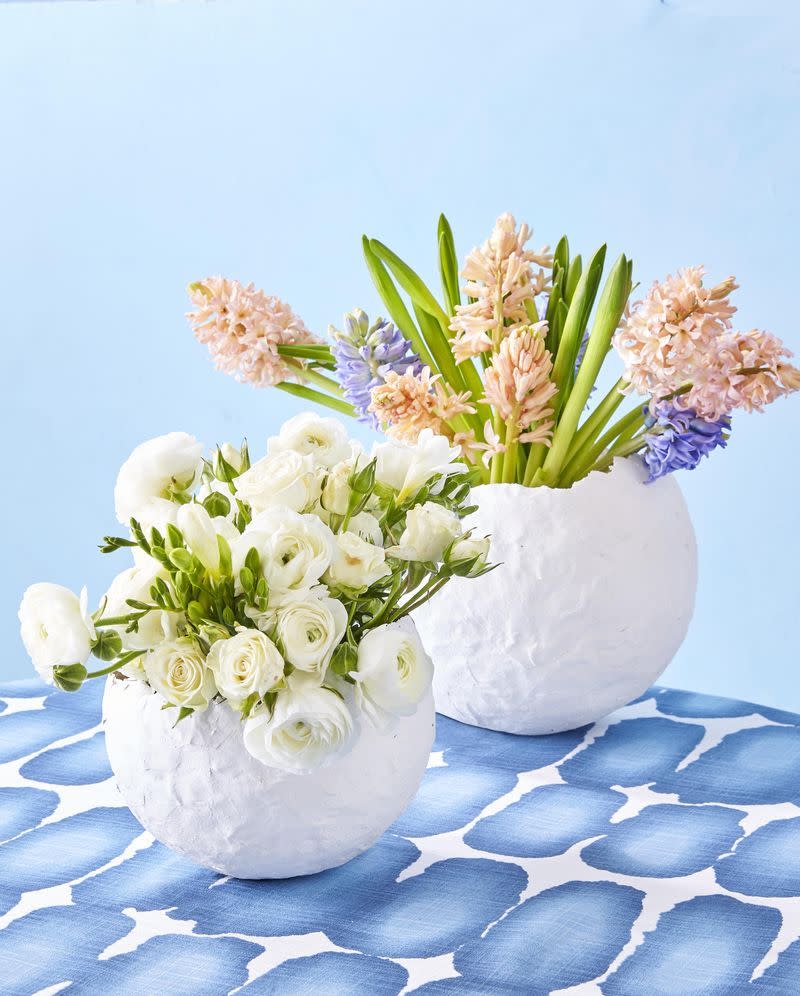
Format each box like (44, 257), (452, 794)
(92, 630), (122, 662)
(52, 662), (88, 693)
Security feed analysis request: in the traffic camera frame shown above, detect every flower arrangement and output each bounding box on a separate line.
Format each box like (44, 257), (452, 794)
(18, 413), (490, 773)
(189, 215), (799, 487)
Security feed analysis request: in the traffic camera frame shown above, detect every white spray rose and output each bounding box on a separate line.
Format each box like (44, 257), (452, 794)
(242, 673), (355, 772)
(176, 503), (239, 573)
(19, 583), (95, 684)
(218, 441), (245, 473)
(237, 507), (334, 593)
(102, 564), (180, 676)
(348, 511), (384, 547)
(356, 622), (433, 721)
(144, 636), (216, 711)
(320, 459), (354, 516)
(114, 432), (203, 526)
(268, 412), (351, 469)
(389, 502), (462, 562)
(447, 533), (491, 575)
(274, 592), (347, 673)
(207, 629), (285, 705)
(373, 429), (465, 500)
(325, 532), (391, 591)
(234, 451), (320, 514)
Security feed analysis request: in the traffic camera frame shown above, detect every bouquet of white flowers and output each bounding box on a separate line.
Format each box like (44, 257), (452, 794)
(19, 412), (490, 774)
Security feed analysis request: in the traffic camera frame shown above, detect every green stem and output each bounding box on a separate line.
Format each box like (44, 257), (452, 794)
(276, 382), (356, 418)
(501, 421), (518, 483)
(389, 575), (449, 621)
(561, 406), (645, 486)
(588, 434), (647, 475)
(562, 377), (627, 467)
(295, 365), (344, 398)
(523, 442), (547, 486)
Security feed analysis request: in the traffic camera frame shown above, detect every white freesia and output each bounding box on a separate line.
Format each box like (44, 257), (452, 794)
(234, 450), (320, 514)
(274, 592), (347, 673)
(389, 502), (462, 562)
(144, 637), (216, 711)
(114, 432), (203, 526)
(268, 412), (351, 469)
(447, 533), (491, 575)
(325, 532), (391, 591)
(237, 507), (334, 592)
(207, 629), (284, 705)
(356, 622), (433, 721)
(102, 564), (180, 677)
(348, 511), (384, 547)
(373, 429), (465, 501)
(176, 503), (239, 573)
(19, 583), (95, 684)
(242, 672), (355, 772)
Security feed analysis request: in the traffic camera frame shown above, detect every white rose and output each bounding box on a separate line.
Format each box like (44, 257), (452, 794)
(234, 450), (320, 514)
(320, 459), (354, 516)
(237, 507), (334, 593)
(268, 412), (351, 469)
(19, 583), (95, 684)
(207, 629), (285, 705)
(325, 532), (391, 591)
(447, 533), (491, 575)
(144, 636), (216, 710)
(176, 503), (239, 573)
(373, 429), (465, 500)
(102, 564), (181, 676)
(219, 441), (245, 473)
(242, 673), (355, 772)
(348, 511), (384, 547)
(356, 621), (433, 721)
(274, 592), (347, 673)
(389, 502), (462, 562)
(114, 432), (203, 526)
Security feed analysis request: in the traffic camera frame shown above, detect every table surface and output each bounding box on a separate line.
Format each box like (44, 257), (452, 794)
(1, 679), (800, 995)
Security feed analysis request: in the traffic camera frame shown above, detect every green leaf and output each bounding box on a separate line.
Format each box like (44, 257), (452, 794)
(174, 706), (194, 726)
(564, 254), (583, 304)
(437, 213), (461, 315)
(217, 533), (232, 576)
(330, 642), (358, 676)
(240, 692), (260, 719)
(203, 491), (231, 518)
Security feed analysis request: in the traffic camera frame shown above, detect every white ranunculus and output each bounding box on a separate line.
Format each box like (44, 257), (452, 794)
(326, 532), (391, 591)
(207, 628), (285, 705)
(114, 432), (203, 526)
(234, 450), (321, 514)
(274, 592), (347, 673)
(102, 564), (181, 676)
(19, 583), (95, 684)
(356, 622), (433, 720)
(237, 507), (335, 593)
(176, 503), (239, 573)
(347, 511), (384, 547)
(373, 429), (465, 500)
(144, 636), (216, 710)
(389, 502), (462, 562)
(268, 412), (351, 469)
(242, 673), (356, 772)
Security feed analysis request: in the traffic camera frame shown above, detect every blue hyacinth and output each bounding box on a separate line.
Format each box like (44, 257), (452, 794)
(642, 403), (731, 483)
(330, 309), (422, 427)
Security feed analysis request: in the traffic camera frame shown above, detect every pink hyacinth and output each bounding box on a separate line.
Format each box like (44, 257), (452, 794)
(187, 277), (321, 388)
(368, 367), (475, 446)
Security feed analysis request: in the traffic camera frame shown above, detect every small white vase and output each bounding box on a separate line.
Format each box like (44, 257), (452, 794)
(413, 458), (697, 735)
(103, 631), (435, 880)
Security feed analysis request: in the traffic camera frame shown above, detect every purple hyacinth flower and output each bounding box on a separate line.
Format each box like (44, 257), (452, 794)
(330, 309), (422, 427)
(642, 403), (731, 483)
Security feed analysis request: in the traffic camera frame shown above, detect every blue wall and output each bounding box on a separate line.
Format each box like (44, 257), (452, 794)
(1, 1), (798, 708)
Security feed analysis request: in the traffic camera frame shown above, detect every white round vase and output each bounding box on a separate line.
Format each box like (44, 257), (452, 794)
(102, 652), (435, 879)
(413, 457), (697, 735)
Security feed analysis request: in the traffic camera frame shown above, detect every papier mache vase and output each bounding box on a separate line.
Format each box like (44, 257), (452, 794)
(103, 618), (435, 879)
(413, 457), (697, 735)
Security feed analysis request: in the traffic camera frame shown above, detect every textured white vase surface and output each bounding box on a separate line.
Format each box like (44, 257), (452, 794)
(103, 654), (435, 879)
(413, 457), (697, 735)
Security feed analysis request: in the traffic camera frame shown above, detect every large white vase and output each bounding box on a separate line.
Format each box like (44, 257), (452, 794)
(413, 457), (697, 735)
(103, 628), (435, 880)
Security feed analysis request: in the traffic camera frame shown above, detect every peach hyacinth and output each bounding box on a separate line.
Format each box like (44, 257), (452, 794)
(449, 213), (552, 363)
(187, 277), (322, 388)
(368, 367), (476, 447)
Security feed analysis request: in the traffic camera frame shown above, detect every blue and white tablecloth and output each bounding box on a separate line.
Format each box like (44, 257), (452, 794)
(1, 678), (800, 994)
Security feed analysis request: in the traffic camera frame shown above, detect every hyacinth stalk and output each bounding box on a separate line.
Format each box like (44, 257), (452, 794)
(190, 217), (799, 489)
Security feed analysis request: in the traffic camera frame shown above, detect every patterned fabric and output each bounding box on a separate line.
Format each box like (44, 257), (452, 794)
(2, 679), (800, 994)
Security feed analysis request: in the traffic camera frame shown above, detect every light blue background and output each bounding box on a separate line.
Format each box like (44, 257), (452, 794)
(1, 1), (798, 708)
